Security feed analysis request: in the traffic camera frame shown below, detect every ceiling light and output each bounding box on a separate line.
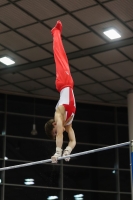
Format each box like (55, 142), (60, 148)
(2, 131), (5, 135)
(24, 178), (34, 185)
(31, 98), (38, 135)
(31, 124), (38, 135)
(103, 29), (121, 39)
(74, 194), (84, 198)
(4, 156), (8, 160)
(47, 196), (58, 200)
(0, 56), (15, 65)
(25, 178), (34, 182)
(24, 181), (34, 185)
(74, 194), (84, 200)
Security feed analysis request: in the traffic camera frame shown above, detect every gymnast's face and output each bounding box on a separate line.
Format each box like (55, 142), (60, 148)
(51, 123), (65, 140)
(51, 123), (57, 140)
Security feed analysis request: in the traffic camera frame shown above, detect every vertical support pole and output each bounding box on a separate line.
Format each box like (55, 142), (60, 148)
(1, 136), (6, 200)
(128, 90), (133, 199)
(1, 94), (7, 200)
(130, 141), (133, 200)
(59, 160), (63, 200)
(114, 107), (120, 200)
(127, 90), (133, 141)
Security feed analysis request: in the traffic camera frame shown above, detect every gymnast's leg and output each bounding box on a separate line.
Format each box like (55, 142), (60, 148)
(51, 20), (74, 92)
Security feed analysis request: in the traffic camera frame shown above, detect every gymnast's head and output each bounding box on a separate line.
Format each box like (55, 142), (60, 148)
(44, 119), (57, 140)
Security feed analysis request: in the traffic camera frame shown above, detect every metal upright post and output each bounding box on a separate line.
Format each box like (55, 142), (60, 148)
(127, 90), (133, 199)
(114, 107), (120, 200)
(130, 141), (133, 200)
(1, 135), (6, 200)
(128, 90), (133, 141)
(1, 94), (7, 200)
(59, 160), (63, 200)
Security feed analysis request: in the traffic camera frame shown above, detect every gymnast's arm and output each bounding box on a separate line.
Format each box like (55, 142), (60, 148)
(62, 124), (76, 161)
(54, 111), (64, 148)
(51, 112), (64, 163)
(65, 124), (76, 150)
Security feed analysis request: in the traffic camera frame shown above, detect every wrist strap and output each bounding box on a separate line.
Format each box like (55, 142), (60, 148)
(64, 146), (72, 153)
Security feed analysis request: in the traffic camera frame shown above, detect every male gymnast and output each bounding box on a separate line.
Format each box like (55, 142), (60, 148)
(45, 20), (76, 163)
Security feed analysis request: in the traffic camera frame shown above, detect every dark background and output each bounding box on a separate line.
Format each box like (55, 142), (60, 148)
(0, 92), (130, 200)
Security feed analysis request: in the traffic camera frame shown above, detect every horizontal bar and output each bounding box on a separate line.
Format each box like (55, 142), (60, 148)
(0, 141), (130, 171)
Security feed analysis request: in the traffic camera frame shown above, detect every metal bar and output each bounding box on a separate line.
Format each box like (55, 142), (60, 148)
(0, 141), (130, 171)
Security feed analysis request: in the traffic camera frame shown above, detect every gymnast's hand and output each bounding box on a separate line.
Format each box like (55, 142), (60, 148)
(51, 147), (62, 163)
(63, 146), (72, 162)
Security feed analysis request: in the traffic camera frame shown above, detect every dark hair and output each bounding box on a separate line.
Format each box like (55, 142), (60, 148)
(44, 119), (55, 140)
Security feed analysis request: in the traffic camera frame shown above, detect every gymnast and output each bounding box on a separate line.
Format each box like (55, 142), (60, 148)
(45, 20), (76, 163)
